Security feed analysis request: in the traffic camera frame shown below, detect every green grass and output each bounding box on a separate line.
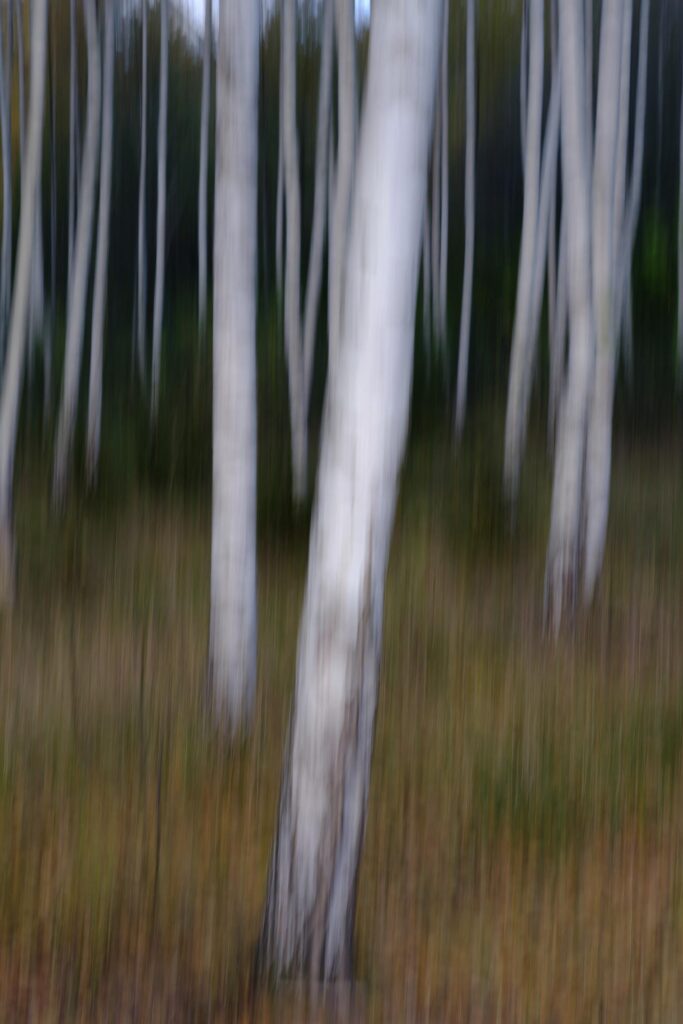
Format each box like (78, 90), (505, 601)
(1, 421), (683, 1020)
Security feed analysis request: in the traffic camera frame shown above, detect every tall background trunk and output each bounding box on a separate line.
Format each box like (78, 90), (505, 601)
(197, 0), (211, 337)
(136, 0), (147, 388)
(150, 0), (168, 421)
(0, 11), (11, 356)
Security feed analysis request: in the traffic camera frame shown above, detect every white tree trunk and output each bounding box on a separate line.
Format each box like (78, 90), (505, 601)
(503, 0), (543, 502)
(453, 0), (476, 440)
(68, 0), (80, 298)
(207, 0), (259, 732)
(437, 0), (449, 346)
(544, 0), (595, 633)
(52, 0), (101, 507)
(584, 0), (593, 174)
(282, 0), (306, 502)
(86, 0), (115, 486)
(617, 0), (649, 371)
(136, 0), (147, 387)
(678, 62), (683, 384)
(302, 0), (333, 418)
(548, 208), (567, 449)
(0, 10), (11, 353)
(582, 0), (625, 604)
(546, 0), (559, 367)
(258, 0), (441, 982)
(15, 0), (24, 170)
(0, 0), (48, 603)
(150, 0), (168, 421)
(197, 0), (211, 337)
(327, 0), (357, 368)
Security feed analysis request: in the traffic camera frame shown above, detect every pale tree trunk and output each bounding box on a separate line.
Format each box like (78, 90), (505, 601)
(546, 0), (559, 370)
(453, 0), (476, 440)
(612, 0), (633, 311)
(584, 0), (593, 175)
(52, 0), (101, 507)
(150, 0), (168, 421)
(582, 0), (625, 603)
(302, 0), (333, 418)
(197, 0), (211, 337)
(257, 0), (441, 982)
(617, 0), (649, 374)
(0, 0), (48, 603)
(544, 0), (595, 633)
(548, 208), (567, 448)
(282, 0), (306, 502)
(327, 0), (357, 368)
(0, 11), (11, 355)
(68, 0), (79, 294)
(678, 62), (683, 385)
(86, 0), (115, 486)
(503, 0), (543, 502)
(520, 0), (527, 172)
(136, 0), (147, 387)
(15, 0), (24, 169)
(207, 0), (259, 732)
(437, 0), (449, 347)
(430, 89), (441, 343)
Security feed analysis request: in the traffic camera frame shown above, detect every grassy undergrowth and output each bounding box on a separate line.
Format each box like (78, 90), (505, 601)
(0, 425), (682, 1020)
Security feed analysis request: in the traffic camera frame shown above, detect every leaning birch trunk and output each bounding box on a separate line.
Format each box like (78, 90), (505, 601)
(136, 0), (147, 387)
(68, 0), (78, 294)
(197, 0), (211, 337)
(0, 0), (48, 603)
(582, 0), (625, 604)
(150, 0), (168, 421)
(453, 0), (476, 440)
(437, 0), (449, 346)
(302, 0), (333, 418)
(617, 0), (649, 373)
(548, 208), (568, 448)
(207, 0), (259, 732)
(258, 0), (441, 982)
(544, 0), (595, 633)
(282, 0), (306, 502)
(503, 0), (543, 503)
(52, 0), (101, 507)
(327, 0), (357, 368)
(86, 0), (115, 486)
(678, 62), (683, 385)
(0, 12), (11, 353)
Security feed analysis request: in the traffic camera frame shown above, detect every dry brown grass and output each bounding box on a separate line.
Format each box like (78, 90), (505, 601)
(0, 433), (682, 1020)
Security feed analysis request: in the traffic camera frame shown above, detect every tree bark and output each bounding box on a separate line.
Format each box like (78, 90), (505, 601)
(503, 0), (543, 502)
(52, 0), (101, 507)
(454, 0), (476, 440)
(150, 0), (168, 421)
(197, 0), (211, 337)
(86, 0), (115, 486)
(548, 208), (567, 449)
(68, 0), (80, 298)
(258, 0), (441, 982)
(275, 61), (284, 299)
(678, 61), (683, 385)
(0, 0), (48, 603)
(207, 0), (259, 733)
(544, 0), (595, 633)
(0, 10), (11, 356)
(302, 0), (333, 419)
(520, 0), (527, 173)
(136, 0), (147, 388)
(437, 0), (449, 347)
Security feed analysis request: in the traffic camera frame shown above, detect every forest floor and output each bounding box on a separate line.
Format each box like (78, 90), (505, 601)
(1, 426), (682, 1021)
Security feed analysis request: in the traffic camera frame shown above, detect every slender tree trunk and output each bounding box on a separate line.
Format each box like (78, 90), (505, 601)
(52, 0), (101, 507)
(520, 0), (527, 172)
(86, 0), (115, 485)
(437, 0), (449, 347)
(15, 0), (24, 169)
(454, 0), (476, 440)
(546, 0), (559, 369)
(68, 0), (79, 296)
(548, 208), (567, 449)
(275, 65), (284, 299)
(136, 0), (147, 387)
(678, 62), (683, 385)
(544, 0), (595, 633)
(582, 0), (625, 604)
(282, 0), (306, 502)
(584, 0), (593, 174)
(0, 0), (48, 603)
(617, 0), (649, 373)
(0, 11), (11, 357)
(150, 0), (168, 421)
(197, 0), (211, 337)
(503, 0), (543, 502)
(430, 87), (441, 343)
(46, 0), (57, 429)
(328, 0), (357, 368)
(258, 0), (441, 982)
(302, 0), (333, 418)
(207, 0), (259, 731)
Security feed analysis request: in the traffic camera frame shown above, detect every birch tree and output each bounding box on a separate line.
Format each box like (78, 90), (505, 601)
(207, 0), (259, 731)
(257, 0), (441, 981)
(503, 0), (544, 502)
(197, 0), (211, 337)
(0, 10), (11, 355)
(437, 0), (449, 345)
(453, 0), (476, 439)
(0, 0), (48, 603)
(136, 0), (147, 386)
(86, 0), (115, 485)
(545, 0), (595, 632)
(52, 0), (101, 506)
(150, 0), (168, 421)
